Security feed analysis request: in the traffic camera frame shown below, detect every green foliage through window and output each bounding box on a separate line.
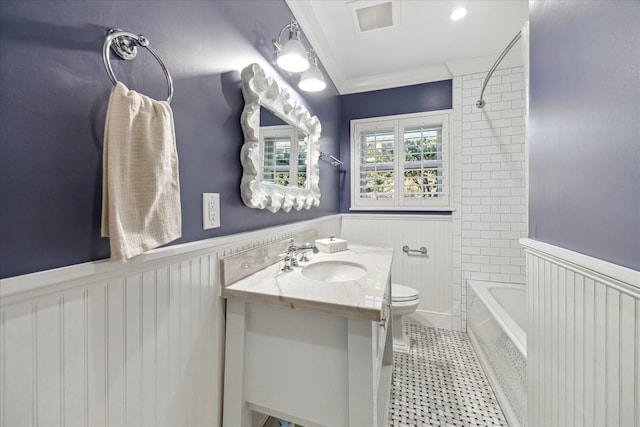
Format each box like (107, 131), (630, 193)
(403, 126), (443, 198)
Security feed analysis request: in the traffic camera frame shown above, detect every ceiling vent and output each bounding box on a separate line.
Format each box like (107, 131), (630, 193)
(349, 1), (399, 33)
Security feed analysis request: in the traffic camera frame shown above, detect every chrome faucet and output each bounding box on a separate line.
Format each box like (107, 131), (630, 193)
(282, 239), (319, 272)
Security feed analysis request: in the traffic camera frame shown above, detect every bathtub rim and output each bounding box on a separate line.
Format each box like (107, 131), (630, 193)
(467, 279), (526, 357)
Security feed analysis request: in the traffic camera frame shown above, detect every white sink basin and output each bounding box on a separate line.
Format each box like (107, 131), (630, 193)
(301, 260), (367, 282)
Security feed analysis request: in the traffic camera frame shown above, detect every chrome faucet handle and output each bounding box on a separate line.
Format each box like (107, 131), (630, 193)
(281, 240), (318, 269)
(297, 243), (318, 262)
(300, 242), (319, 252)
(281, 255), (294, 272)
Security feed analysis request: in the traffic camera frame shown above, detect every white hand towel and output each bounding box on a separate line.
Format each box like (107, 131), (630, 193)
(101, 82), (181, 261)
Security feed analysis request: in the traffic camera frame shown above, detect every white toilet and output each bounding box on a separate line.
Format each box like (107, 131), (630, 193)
(391, 283), (420, 353)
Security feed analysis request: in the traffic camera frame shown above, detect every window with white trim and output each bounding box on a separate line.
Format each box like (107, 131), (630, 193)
(350, 110), (453, 211)
(260, 126), (308, 188)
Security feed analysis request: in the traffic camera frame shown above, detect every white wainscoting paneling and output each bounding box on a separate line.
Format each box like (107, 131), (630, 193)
(0, 215), (342, 427)
(341, 214), (453, 329)
(1, 254), (220, 427)
(522, 238), (640, 427)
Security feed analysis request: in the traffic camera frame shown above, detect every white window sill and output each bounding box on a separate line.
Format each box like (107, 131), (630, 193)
(349, 206), (455, 212)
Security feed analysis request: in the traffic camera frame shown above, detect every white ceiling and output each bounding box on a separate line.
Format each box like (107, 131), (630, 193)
(286, 0), (529, 94)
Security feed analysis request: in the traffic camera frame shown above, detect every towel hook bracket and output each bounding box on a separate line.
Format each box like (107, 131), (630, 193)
(402, 245), (428, 255)
(103, 28), (173, 103)
(109, 28), (139, 61)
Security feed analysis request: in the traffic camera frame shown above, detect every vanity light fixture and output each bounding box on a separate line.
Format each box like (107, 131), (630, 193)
(273, 19), (326, 92)
(273, 19), (310, 73)
(298, 50), (326, 92)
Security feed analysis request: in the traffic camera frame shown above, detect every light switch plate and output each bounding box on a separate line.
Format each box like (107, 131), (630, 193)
(202, 193), (220, 229)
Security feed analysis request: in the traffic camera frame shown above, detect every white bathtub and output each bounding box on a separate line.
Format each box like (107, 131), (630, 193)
(467, 280), (527, 427)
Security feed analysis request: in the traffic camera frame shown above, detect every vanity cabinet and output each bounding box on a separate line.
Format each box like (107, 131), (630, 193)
(221, 246), (394, 427)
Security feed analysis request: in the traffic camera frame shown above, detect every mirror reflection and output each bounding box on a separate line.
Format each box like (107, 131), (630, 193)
(239, 63), (321, 213)
(259, 107), (308, 189)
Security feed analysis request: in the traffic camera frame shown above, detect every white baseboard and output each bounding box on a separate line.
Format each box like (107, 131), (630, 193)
(406, 309), (452, 330)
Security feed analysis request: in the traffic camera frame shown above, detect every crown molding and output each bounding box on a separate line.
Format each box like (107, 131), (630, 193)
(286, 0), (525, 95)
(340, 64), (452, 94)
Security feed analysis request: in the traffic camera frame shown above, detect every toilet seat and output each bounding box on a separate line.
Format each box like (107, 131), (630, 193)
(392, 283), (419, 303)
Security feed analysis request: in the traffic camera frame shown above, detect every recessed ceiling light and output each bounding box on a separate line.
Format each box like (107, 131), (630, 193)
(450, 7), (468, 21)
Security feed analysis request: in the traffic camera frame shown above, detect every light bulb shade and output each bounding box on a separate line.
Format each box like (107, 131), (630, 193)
(450, 7), (467, 20)
(276, 36), (309, 72)
(298, 64), (326, 92)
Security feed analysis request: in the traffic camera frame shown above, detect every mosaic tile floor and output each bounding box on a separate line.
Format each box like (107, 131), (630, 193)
(388, 324), (508, 427)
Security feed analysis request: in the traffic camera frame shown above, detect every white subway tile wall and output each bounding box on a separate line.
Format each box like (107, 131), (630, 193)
(453, 66), (528, 331)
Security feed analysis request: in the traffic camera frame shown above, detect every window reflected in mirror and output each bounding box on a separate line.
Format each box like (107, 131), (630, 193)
(259, 107), (308, 189)
(260, 129), (308, 188)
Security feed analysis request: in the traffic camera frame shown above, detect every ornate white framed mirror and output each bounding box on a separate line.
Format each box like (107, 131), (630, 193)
(240, 63), (321, 213)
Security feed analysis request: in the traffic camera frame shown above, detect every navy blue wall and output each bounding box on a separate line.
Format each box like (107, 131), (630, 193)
(338, 81), (453, 212)
(0, 1), (341, 278)
(528, 0), (640, 270)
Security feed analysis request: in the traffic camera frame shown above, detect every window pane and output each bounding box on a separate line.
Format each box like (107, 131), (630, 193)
(297, 131), (307, 187)
(403, 125), (443, 198)
(359, 129), (395, 199)
(263, 136), (291, 186)
(404, 168), (442, 198)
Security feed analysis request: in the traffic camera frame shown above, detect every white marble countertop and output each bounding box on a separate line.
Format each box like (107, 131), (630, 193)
(221, 244), (394, 321)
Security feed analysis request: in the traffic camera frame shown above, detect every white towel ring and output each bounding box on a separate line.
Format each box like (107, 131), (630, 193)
(102, 28), (174, 104)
